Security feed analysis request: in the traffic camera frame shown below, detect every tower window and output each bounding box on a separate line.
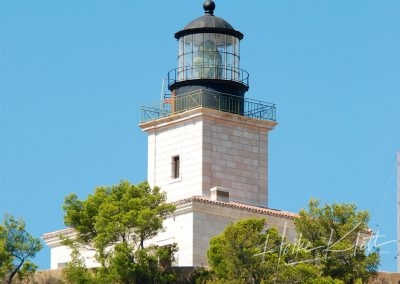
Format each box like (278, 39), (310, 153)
(172, 156), (180, 179)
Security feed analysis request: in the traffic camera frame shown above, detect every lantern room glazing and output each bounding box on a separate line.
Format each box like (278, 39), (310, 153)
(178, 33), (240, 82)
(168, 0), (248, 97)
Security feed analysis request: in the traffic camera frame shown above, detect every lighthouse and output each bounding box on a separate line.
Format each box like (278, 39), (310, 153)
(43, 1), (298, 269)
(138, 1), (296, 266)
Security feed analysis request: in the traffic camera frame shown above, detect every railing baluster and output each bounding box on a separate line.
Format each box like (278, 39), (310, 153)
(141, 90), (275, 123)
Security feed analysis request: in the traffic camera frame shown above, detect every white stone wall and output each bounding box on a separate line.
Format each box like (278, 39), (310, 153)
(148, 204), (194, 266)
(50, 246), (72, 269)
(191, 201), (296, 266)
(146, 115), (204, 202)
(44, 199), (296, 269)
(141, 108), (276, 206)
(44, 232), (98, 270)
(202, 116), (270, 207)
(50, 246), (97, 270)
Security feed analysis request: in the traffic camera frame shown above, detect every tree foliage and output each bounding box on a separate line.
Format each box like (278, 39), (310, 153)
(62, 180), (177, 284)
(206, 218), (333, 284)
(294, 199), (379, 283)
(0, 214), (42, 284)
(205, 200), (380, 284)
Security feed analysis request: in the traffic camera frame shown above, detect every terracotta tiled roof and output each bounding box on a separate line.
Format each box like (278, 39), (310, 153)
(174, 196), (298, 219)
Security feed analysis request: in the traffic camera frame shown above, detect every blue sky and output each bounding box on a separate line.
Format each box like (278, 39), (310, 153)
(1, 0), (399, 271)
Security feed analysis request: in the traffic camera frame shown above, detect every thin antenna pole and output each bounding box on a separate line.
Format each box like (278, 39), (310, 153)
(397, 150), (400, 272)
(160, 78), (166, 101)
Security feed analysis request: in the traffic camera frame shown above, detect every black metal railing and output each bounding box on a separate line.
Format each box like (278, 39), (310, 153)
(168, 66), (249, 88)
(140, 89), (276, 123)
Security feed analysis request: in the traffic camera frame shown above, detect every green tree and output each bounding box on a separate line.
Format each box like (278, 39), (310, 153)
(0, 225), (11, 281)
(61, 244), (97, 284)
(0, 214), (42, 284)
(294, 199), (379, 283)
(205, 199), (380, 284)
(206, 218), (332, 284)
(207, 218), (269, 282)
(62, 180), (177, 284)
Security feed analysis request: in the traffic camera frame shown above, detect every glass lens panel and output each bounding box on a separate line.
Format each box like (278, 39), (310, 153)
(176, 33), (241, 82)
(193, 33), (223, 79)
(179, 38), (184, 57)
(233, 37), (239, 58)
(178, 54), (184, 80)
(184, 35), (192, 54)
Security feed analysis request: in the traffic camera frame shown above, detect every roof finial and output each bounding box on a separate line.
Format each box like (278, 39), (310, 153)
(203, 0), (215, 15)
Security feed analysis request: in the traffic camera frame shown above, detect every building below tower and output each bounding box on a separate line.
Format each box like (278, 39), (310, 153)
(43, 194), (297, 269)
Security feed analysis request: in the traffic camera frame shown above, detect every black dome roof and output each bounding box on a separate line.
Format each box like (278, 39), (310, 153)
(174, 1), (243, 40)
(184, 14), (234, 30)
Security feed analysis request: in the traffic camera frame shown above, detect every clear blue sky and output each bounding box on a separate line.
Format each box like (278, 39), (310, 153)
(1, 0), (399, 271)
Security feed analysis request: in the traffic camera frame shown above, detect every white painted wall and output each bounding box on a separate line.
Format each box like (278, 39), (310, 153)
(146, 115), (204, 202)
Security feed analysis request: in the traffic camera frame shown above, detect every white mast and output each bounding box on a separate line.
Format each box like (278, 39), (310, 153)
(397, 150), (400, 272)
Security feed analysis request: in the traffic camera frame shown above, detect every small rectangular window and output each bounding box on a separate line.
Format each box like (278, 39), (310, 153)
(172, 156), (180, 179)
